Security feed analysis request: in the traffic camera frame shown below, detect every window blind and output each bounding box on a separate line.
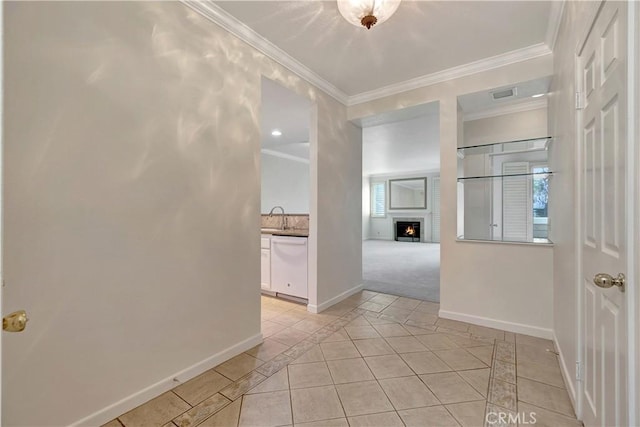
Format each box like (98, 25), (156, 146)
(371, 182), (386, 217)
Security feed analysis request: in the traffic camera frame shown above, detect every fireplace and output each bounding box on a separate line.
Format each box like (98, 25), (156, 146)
(395, 221), (421, 242)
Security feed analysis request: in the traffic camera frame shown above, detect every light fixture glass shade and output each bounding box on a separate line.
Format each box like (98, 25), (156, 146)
(337, 0), (401, 29)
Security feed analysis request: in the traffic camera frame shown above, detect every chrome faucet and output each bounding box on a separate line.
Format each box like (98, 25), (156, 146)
(268, 206), (287, 230)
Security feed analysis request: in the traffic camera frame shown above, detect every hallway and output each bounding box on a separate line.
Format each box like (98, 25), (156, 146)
(107, 291), (580, 427)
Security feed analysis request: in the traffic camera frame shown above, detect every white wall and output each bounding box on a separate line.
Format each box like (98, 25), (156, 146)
(366, 171), (440, 242)
(349, 54), (555, 337)
(362, 113), (440, 176)
(3, 2), (361, 425)
(362, 177), (370, 240)
(464, 107), (548, 145)
(315, 115), (362, 307)
(261, 153), (309, 213)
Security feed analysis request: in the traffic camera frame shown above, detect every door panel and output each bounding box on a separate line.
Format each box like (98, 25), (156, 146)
(579, 2), (628, 426)
(584, 283), (597, 414)
(584, 119), (597, 248)
(600, 294), (621, 426)
(601, 95), (621, 256)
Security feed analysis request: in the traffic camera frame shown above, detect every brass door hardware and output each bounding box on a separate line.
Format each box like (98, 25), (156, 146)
(3, 310), (28, 332)
(593, 273), (625, 292)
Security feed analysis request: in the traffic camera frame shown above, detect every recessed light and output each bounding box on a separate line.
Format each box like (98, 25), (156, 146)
(271, 129), (282, 137)
(531, 93), (545, 98)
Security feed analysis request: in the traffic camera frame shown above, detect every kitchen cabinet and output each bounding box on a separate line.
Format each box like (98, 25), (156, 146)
(270, 236), (308, 298)
(261, 235), (271, 290)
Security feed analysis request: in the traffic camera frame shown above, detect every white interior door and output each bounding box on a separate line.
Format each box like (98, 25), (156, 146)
(578, 2), (628, 426)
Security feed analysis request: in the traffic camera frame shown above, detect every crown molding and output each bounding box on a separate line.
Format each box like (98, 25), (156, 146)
(261, 148), (310, 164)
(463, 97), (548, 122)
(546, 0), (566, 51)
(181, 0), (349, 105)
(182, 1), (553, 108)
(347, 43), (552, 106)
(366, 169), (441, 179)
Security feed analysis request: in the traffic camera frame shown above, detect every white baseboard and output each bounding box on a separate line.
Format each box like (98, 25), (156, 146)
(70, 333), (263, 427)
(554, 332), (579, 418)
(261, 289), (277, 297)
(307, 283), (364, 313)
(438, 310), (554, 339)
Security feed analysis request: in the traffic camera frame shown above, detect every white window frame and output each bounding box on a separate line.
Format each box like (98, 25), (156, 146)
(531, 162), (550, 231)
(370, 181), (386, 218)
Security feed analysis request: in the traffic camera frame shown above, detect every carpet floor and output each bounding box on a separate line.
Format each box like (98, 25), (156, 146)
(362, 239), (440, 302)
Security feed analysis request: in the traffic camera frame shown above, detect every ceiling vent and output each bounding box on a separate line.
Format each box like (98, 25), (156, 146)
(491, 87), (517, 100)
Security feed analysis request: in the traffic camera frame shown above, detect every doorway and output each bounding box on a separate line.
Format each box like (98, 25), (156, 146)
(259, 77), (314, 309)
(360, 102), (441, 302)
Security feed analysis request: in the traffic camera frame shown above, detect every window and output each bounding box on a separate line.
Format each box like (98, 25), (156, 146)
(456, 137), (553, 244)
(370, 181), (386, 217)
(532, 165), (549, 239)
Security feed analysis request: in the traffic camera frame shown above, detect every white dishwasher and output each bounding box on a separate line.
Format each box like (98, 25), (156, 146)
(260, 235), (271, 290)
(270, 236), (308, 299)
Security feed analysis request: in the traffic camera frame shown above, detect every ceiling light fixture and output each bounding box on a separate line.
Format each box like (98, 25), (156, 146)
(337, 0), (401, 30)
(531, 93), (545, 98)
(271, 129), (282, 136)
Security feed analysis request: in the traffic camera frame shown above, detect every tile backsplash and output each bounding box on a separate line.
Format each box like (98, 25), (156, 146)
(261, 214), (309, 230)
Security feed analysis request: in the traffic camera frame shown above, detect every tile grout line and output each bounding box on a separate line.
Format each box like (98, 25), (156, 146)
(236, 395), (244, 427)
(357, 306), (483, 424)
(514, 337), (519, 418)
(286, 359), (294, 426)
(118, 292), (507, 427)
(113, 294), (375, 427)
(517, 375), (571, 390)
(258, 297), (452, 423)
(170, 389), (193, 408)
(484, 341), (499, 427)
(441, 403), (466, 427)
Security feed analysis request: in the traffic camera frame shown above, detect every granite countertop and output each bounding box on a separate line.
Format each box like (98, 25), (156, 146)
(261, 228), (309, 237)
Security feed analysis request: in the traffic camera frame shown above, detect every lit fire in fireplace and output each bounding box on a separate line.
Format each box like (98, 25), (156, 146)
(396, 221), (420, 242)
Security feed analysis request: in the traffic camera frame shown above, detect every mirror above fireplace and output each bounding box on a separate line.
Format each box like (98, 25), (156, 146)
(389, 177), (427, 210)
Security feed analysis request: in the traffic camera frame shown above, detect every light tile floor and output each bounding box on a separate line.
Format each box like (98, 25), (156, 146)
(106, 291), (582, 427)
